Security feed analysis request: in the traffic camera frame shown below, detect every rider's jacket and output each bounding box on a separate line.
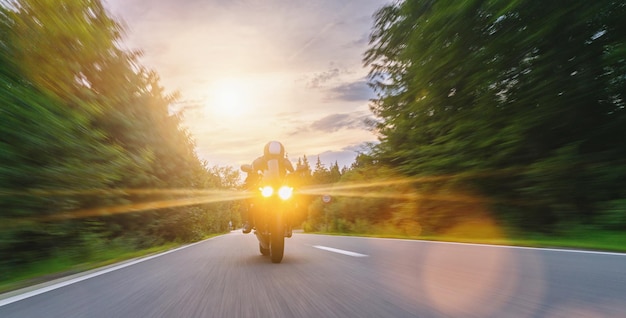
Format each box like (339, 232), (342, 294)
(252, 155), (294, 180)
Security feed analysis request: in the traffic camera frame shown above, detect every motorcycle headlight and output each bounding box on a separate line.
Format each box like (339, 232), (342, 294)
(278, 186), (293, 200)
(260, 186), (273, 198)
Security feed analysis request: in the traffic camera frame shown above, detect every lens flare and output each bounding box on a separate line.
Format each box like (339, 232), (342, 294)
(1, 169), (516, 229)
(0, 188), (254, 228)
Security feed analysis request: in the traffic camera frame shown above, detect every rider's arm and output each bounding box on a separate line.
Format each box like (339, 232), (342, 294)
(283, 158), (294, 173)
(252, 156), (266, 172)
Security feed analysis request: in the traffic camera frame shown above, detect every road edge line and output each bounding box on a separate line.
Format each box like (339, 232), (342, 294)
(0, 236), (219, 308)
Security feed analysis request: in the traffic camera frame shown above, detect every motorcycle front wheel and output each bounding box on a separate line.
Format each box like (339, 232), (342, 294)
(270, 219), (284, 263)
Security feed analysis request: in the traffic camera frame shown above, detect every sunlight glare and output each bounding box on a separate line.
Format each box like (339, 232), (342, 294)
(208, 78), (249, 117)
(1, 188), (253, 226)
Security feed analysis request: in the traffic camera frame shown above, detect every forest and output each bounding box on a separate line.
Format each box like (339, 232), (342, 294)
(302, 0), (626, 238)
(0, 0), (241, 281)
(362, 0), (626, 233)
(1, 0), (625, 283)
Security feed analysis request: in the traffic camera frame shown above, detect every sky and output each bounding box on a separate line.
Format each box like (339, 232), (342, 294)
(104, 0), (389, 169)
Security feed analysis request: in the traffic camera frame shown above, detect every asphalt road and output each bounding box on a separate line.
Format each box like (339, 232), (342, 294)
(1, 232), (625, 317)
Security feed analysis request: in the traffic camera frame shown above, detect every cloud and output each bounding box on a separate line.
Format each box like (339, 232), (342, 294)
(327, 80), (375, 101)
(315, 141), (378, 168)
(340, 141), (378, 153)
(343, 32), (370, 49)
(303, 70), (375, 103)
(310, 112), (372, 133)
(305, 67), (347, 88)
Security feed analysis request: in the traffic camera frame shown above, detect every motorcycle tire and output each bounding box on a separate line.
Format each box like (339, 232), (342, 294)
(270, 220), (284, 263)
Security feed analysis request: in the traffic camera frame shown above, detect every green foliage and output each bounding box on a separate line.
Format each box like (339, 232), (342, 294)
(303, 159), (423, 235)
(0, 0), (236, 281)
(363, 0), (626, 232)
(302, 0), (626, 237)
(209, 166), (241, 189)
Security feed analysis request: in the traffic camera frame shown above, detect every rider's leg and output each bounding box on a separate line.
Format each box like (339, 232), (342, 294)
(242, 200), (252, 234)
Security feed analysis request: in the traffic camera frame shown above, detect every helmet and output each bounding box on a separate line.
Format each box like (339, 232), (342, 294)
(264, 141), (285, 158)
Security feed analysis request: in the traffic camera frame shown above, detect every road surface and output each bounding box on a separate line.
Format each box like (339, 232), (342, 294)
(1, 232), (625, 317)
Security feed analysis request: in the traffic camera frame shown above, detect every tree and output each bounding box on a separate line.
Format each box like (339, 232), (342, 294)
(0, 13), (116, 279)
(365, 0), (626, 232)
(8, 0), (122, 108)
(0, 0), (236, 279)
(312, 156), (329, 184)
(209, 166), (241, 189)
(293, 154), (312, 186)
(328, 161), (342, 183)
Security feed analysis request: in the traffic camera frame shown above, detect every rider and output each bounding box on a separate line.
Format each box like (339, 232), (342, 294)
(252, 141), (294, 178)
(242, 141), (294, 234)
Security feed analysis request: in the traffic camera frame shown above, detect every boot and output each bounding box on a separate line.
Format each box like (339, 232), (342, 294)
(242, 221), (252, 234)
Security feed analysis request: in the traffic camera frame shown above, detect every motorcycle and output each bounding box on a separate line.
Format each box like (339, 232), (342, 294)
(241, 163), (296, 263)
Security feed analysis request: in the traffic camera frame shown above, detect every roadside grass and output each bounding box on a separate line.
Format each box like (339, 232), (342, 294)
(308, 229), (626, 253)
(506, 230), (626, 252)
(0, 244), (177, 294)
(0, 234), (221, 295)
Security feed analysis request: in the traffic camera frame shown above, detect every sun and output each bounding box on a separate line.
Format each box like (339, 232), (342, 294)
(209, 78), (249, 117)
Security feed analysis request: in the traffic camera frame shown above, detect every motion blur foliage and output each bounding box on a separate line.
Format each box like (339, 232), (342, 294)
(301, 152), (493, 237)
(299, 0), (626, 237)
(364, 0), (626, 233)
(1, 2), (125, 275)
(0, 0), (234, 280)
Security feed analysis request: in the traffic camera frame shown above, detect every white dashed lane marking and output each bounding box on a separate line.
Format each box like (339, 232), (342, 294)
(313, 245), (368, 257)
